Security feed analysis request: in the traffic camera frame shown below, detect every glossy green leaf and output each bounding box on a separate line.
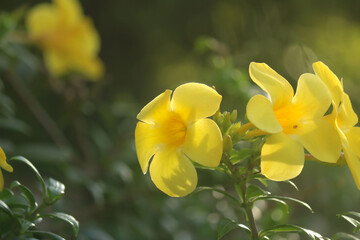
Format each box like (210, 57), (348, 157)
(259, 224), (323, 239)
(217, 218), (250, 240)
(28, 231), (65, 240)
(0, 199), (14, 216)
(0, 188), (14, 200)
(332, 232), (360, 240)
(19, 218), (35, 234)
(10, 156), (46, 196)
(245, 185), (270, 201)
(283, 180), (299, 191)
(46, 178), (65, 204)
(195, 186), (241, 205)
(41, 212), (79, 236)
(230, 148), (253, 164)
(338, 215), (360, 232)
(10, 181), (37, 211)
(253, 196), (313, 213)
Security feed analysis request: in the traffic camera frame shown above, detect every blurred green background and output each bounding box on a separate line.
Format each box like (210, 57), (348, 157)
(1, 0), (360, 239)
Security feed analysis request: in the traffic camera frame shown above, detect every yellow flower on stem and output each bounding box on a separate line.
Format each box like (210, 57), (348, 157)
(246, 62), (341, 181)
(0, 148), (13, 191)
(135, 83), (223, 197)
(313, 61), (360, 189)
(26, 0), (103, 80)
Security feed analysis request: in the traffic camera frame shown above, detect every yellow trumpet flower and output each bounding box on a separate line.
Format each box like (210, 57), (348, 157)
(135, 83), (223, 197)
(313, 61), (360, 189)
(26, 0), (103, 80)
(246, 62), (341, 181)
(0, 148), (12, 191)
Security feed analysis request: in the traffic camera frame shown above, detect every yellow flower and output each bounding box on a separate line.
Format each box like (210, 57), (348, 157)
(313, 61), (360, 189)
(0, 148), (13, 191)
(246, 62), (341, 181)
(135, 83), (223, 197)
(26, 0), (103, 80)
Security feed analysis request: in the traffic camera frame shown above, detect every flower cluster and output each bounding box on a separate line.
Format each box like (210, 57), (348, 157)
(247, 61), (359, 189)
(135, 62), (360, 197)
(26, 0), (103, 80)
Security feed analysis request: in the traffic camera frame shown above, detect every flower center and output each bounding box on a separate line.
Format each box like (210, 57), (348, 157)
(274, 104), (303, 134)
(157, 111), (187, 149)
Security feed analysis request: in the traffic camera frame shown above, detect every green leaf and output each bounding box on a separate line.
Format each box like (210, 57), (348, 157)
(217, 218), (250, 240)
(0, 188), (14, 200)
(41, 212), (79, 236)
(10, 156), (46, 196)
(332, 232), (360, 240)
(259, 224), (323, 239)
(194, 186), (241, 205)
(257, 197), (289, 213)
(10, 181), (37, 211)
(46, 178), (65, 204)
(19, 218), (35, 234)
(338, 214), (360, 232)
(253, 196), (313, 213)
(27, 231), (65, 240)
(283, 180), (299, 191)
(0, 199), (14, 217)
(245, 185), (270, 201)
(230, 149), (253, 164)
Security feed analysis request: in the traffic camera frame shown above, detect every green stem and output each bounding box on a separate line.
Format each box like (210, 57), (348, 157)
(223, 155), (259, 240)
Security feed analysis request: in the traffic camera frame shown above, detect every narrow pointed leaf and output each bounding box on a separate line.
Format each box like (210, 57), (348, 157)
(217, 218), (250, 240)
(338, 215), (360, 232)
(10, 156), (46, 196)
(195, 186), (241, 205)
(19, 218), (35, 233)
(245, 185), (270, 201)
(10, 181), (37, 211)
(41, 212), (79, 236)
(332, 232), (360, 240)
(259, 224), (323, 239)
(253, 196), (313, 213)
(28, 231), (65, 240)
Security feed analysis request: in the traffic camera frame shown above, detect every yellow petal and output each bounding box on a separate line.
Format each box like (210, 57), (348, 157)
(171, 83), (222, 123)
(0, 147), (12, 173)
(149, 149), (197, 197)
(135, 122), (160, 174)
(249, 62), (293, 108)
(343, 147), (360, 190)
(261, 133), (304, 181)
(312, 61), (343, 111)
(54, 0), (82, 27)
(295, 119), (341, 163)
(292, 73), (331, 120)
(26, 4), (58, 39)
(0, 170), (3, 192)
(345, 127), (360, 158)
(137, 90), (172, 124)
(246, 95), (282, 133)
(183, 118), (223, 167)
(337, 93), (358, 129)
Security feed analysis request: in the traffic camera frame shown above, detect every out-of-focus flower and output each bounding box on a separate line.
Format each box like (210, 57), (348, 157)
(26, 0), (103, 80)
(135, 83), (223, 197)
(313, 61), (360, 189)
(0, 148), (13, 191)
(246, 62), (341, 181)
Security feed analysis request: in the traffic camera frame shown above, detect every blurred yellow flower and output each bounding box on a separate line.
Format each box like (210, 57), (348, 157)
(246, 62), (341, 181)
(313, 61), (360, 189)
(26, 0), (103, 80)
(135, 83), (223, 197)
(0, 148), (13, 191)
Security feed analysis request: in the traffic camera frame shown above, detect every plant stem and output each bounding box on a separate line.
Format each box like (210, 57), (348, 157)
(224, 155), (259, 240)
(239, 181), (259, 240)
